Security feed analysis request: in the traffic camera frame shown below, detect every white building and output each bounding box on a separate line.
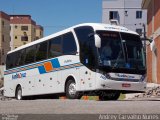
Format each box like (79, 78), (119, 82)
(102, 0), (147, 36)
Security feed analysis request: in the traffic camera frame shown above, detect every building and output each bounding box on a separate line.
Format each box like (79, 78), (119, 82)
(0, 12), (11, 65)
(102, 0), (147, 36)
(142, 0), (160, 84)
(10, 15), (44, 50)
(35, 25), (43, 40)
(0, 11), (11, 83)
(0, 11), (44, 86)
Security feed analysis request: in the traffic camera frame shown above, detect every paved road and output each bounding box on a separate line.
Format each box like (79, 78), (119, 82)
(0, 99), (160, 114)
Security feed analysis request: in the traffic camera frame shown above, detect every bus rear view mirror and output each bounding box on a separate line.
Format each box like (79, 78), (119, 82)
(94, 34), (101, 48)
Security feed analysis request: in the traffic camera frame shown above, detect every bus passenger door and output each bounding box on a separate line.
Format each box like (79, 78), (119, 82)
(79, 39), (96, 91)
(79, 66), (96, 91)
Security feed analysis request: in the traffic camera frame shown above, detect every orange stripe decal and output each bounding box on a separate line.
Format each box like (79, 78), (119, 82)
(44, 62), (53, 72)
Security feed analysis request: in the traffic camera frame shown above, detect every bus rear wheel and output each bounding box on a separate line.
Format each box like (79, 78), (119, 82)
(99, 91), (120, 101)
(16, 86), (23, 100)
(65, 79), (81, 99)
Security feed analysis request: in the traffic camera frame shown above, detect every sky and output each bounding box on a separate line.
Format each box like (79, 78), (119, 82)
(0, 0), (102, 36)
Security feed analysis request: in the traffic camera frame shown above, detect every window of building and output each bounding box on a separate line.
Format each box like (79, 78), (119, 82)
(35, 41), (48, 61)
(21, 26), (28, 31)
(109, 11), (119, 20)
(136, 29), (142, 36)
(15, 25), (18, 29)
(2, 49), (4, 55)
(36, 37), (39, 40)
(48, 36), (62, 58)
(62, 32), (77, 55)
(15, 36), (17, 39)
(21, 36), (28, 41)
(136, 11), (142, 19)
(2, 35), (4, 42)
(125, 10), (128, 16)
(2, 21), (4, 27)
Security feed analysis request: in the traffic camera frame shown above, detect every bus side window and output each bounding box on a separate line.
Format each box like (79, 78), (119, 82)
(25, 46), (36, 64)
(6, 54), (12, 69)
(62, 32), (77, 55)
(14, 51), (21, 67)
(35, 41), (48, 61)
(17, 49), (26, 66)
(48, 36), (62, 58)
(19, 49), (26, 65)
(6, 52), (19, 69)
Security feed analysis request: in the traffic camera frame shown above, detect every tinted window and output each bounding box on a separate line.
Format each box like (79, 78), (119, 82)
(16, 49), (26, 66)
(36, 41), (48, 61)
(74, 26), (94, 44)
(62, 32), (77, 55)
(6, 50), (24, 69)
(15, 49), (25, 67)
(74, 26), (97, 70)
(6, 53), (15, 69)
(25, 46), (36, 64)
(48, 36), (62, 58)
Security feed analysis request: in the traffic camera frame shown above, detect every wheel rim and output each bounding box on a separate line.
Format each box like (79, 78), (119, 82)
(17, 89), (22, 100)
(68, 83), (76, 96)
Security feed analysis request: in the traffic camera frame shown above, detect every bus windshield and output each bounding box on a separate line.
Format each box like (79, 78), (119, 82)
(96, 31), (146, 72)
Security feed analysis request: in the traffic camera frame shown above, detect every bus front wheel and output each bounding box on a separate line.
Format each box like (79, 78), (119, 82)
(65, 79), (81, 99)
(99, 91), (120, 101)
(16, 86), (23, 100)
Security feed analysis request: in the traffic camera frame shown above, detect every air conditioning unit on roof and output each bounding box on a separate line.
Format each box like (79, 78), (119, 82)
(110, 19), (119, 25)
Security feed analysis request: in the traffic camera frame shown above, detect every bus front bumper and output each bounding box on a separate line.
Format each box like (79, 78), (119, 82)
(96, 79), (147, 93)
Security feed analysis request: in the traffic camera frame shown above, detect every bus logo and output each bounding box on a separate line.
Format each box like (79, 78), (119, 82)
(115, 73), (135, 79)
(12, 72), (26, 80)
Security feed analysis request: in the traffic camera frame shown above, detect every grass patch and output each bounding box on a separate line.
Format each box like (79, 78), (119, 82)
(80, 93), (126, 101)
(81, 96), (99, 100)
(118, 93), (126, 100)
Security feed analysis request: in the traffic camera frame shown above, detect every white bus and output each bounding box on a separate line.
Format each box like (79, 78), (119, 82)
(4, 23), (146, 100)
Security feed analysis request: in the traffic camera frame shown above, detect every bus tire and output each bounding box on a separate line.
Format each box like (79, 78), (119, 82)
(16, 86), (23, 100)
(99, 91), (120, 101)
(65, 79), (81, 99)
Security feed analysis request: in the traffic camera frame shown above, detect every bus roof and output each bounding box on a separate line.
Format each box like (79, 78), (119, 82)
(8, 23), (139, 54)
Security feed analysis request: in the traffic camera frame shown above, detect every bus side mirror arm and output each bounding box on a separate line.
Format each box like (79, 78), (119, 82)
(141, 38), (152, 43)
(94, 34), (101, 48)
(141, 38), (156, 51)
